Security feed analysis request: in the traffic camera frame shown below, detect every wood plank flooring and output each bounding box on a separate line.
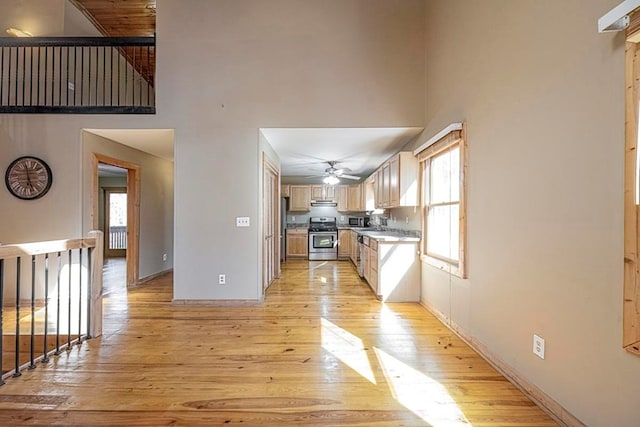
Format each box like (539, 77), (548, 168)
(0, 260), (556, 426)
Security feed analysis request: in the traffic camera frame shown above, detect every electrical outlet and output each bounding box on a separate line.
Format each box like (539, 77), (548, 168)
(533, 334), (545, 359)
(236, 217), (250, 227)
(340, 216), (345, 221)
(218, 274), (226, 285)
(162, 253), (167, 262)
(406, 216), (409, 224)
(292, 216), (296, 222)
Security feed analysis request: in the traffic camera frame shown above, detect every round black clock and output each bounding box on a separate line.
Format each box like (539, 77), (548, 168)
(5, 156), (53, 200)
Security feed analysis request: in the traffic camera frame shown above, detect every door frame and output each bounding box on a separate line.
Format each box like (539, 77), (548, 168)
(92, 153), (140, 287)
(262, 153), (280, 292)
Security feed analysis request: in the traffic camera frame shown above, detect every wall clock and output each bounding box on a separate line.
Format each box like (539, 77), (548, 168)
(4, 156), (53, 200)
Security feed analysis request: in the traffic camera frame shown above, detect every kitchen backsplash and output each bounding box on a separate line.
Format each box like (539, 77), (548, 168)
(370, 206), (421, 231)
(286, 206), (366, 225)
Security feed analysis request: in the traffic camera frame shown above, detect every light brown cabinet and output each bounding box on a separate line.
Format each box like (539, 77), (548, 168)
(347, 184), (364, 212)
(338, 229), (350, 259)
(311, 185), (324, 200)
(337, 185), (349, 211)
(311, 184), (337, 201)
(373, 152), (418, 209)
(289, 185), (311, 211)
(281, 184), (290, 198)
(286, 229), (308, 258)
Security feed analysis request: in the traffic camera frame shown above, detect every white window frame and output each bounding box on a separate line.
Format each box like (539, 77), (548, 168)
(416, 124), (467, 279)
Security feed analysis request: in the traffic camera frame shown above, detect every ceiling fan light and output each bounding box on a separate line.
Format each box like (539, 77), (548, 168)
(323, 175), (340, 185)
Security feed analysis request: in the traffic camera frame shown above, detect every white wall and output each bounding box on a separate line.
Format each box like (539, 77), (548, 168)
(418, 0), (639, 425)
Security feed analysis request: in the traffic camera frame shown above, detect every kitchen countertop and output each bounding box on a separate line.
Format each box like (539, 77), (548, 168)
(352, 228), (421, 243)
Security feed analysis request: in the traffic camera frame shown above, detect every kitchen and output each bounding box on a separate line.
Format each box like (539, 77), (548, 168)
(268, 127), (424, 303)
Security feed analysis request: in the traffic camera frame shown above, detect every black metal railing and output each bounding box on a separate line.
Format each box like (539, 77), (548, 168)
(0, 37), (155, 114)
(0, 233), (103, 382)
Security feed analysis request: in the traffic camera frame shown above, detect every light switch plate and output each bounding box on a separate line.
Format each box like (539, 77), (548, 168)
(236, 217), (250, 227)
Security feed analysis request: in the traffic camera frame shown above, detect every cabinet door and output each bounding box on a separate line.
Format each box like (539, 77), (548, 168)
(338, 229), (350, 258)
(389, 155), (399, 207)
(369, 248), (378, 294)
(289, 186), (310, 211)
(281, 184), (290, 198)
(324, 185), (336, 201)
(286, 232), (308, 257)
(381, 163), (390, 207)
(311, 185), (324, 200)
(337, 185), (349, 211)
(347, 184), (362, 211)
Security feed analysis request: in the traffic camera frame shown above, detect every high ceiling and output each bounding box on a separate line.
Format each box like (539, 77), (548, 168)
(70, 3), (423, 179)
(69, 0), (156, 84)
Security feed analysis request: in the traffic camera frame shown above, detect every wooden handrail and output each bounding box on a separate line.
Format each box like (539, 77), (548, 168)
(0, 238), (97, 259)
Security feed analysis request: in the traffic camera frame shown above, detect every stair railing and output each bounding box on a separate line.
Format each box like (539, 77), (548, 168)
(0, 230), (103, 383)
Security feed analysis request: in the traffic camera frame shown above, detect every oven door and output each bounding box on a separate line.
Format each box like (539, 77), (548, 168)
(310, 232), (337, 251)
(308, 231), (338, 260)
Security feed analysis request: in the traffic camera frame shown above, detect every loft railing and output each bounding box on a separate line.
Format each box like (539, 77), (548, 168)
(0, 231), (103, 383)
(0, 37), (155, 114)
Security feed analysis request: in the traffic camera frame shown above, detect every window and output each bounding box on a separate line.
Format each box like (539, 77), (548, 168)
(416, 124), (467, 278)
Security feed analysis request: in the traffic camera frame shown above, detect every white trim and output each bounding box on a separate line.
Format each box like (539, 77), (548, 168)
(413, 122), (463, 156)
(598, 0), (640, 32)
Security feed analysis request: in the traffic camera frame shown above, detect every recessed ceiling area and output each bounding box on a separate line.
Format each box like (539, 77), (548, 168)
(84, 129), (174, 161)
(261, 127), (424, 185)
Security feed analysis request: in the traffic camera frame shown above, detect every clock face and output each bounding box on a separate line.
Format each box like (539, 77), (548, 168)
(5, 156), (53, 200)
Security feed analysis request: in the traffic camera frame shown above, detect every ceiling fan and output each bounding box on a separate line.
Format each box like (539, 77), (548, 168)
(322, 161), (360, 185)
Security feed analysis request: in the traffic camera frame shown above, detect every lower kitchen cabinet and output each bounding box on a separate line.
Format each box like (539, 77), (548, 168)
(364, 239), (419, 302)
(338, 229), (350, 259)
(286, 229), (308, 259)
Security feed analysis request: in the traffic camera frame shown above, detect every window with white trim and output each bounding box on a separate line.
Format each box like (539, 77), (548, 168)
(417, 125), (467, 278)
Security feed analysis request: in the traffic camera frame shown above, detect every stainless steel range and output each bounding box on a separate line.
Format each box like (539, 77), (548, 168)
(308, 217), (338, 261)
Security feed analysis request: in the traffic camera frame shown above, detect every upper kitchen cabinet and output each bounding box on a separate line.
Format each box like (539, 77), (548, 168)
(311, 185), (337, 201)
(281, 184), (290, 198)
(347, 184), (365, 211)
(336, 184), (364, 212)
(289, 185), (311, 211)
(337, 185), (349, 211)
(374, 152), (418, 208)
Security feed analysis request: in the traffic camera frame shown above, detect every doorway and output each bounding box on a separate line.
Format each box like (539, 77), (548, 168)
(92, 154), (140, 287)
(262, 154), (280, 292)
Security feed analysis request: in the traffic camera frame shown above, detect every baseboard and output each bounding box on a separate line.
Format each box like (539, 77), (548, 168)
(136, 268), (173, 285)
(420, 300), (584, 427)
(172, 299), (261, 307)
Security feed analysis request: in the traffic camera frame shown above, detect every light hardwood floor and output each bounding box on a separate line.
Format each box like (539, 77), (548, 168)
(0, 260), (556, 426)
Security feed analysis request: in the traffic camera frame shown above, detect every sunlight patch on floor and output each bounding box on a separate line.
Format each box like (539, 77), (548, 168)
(321, 317), (376, 384)
(374, 347), (472, 426)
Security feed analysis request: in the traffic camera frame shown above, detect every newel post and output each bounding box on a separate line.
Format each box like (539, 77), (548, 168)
(88, 230), (103, 338)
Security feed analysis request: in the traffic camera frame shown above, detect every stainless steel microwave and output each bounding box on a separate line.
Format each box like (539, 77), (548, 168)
(348, 217), (369, 227)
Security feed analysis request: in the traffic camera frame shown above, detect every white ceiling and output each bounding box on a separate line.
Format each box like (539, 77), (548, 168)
(84, 129), (175, 161)
(98, 163), (127, 178)
(261, 127), (424, 184)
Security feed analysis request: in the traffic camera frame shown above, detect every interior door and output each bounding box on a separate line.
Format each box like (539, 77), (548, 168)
(263, 155), (280, 291)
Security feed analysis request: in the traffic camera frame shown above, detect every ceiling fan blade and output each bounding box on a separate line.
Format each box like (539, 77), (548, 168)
(340, 174), (360, 180)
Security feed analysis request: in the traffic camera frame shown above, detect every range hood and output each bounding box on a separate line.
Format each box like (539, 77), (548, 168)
(311, 200), (337, 207)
